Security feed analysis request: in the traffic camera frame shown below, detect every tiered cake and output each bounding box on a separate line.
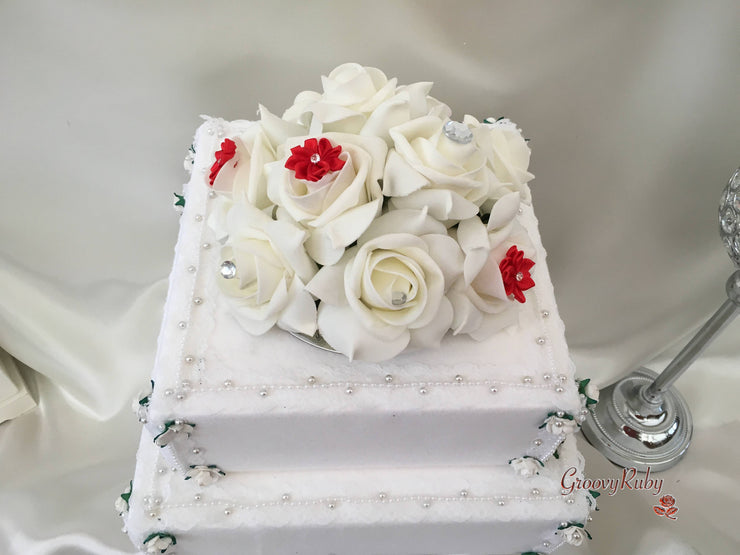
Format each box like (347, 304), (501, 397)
(119, 64), (597, 555)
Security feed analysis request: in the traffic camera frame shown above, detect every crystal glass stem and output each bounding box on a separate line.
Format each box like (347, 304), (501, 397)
(644, 270), (740, 401)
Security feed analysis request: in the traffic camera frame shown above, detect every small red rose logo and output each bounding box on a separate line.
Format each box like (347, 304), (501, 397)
(653, 494), (678, 520)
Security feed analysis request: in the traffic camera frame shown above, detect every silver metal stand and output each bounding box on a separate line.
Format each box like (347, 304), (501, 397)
(582, 168), (740, 472)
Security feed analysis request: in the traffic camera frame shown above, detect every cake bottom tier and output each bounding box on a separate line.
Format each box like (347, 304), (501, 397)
(122, 432), (591, 555)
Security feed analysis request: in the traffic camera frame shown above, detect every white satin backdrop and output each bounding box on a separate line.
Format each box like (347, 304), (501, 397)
(1, 1), (738, 554)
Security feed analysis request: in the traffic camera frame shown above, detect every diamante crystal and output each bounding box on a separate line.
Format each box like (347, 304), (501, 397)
(310, 153), (321, 163)
(391, 291), (407, 306)
(220, 260), (237, 279)
(721, 208), (736, 234)
(443, 120), (474, 144)
(515, 271), (524, 281)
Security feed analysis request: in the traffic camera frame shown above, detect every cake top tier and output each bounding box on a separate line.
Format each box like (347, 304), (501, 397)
(200, 63), (536, 361)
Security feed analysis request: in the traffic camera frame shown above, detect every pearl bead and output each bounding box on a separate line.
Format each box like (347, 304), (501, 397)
(178, 321), (187, 329)
(345, 387), (353, 395)
(419, 387), (428, 395)
(307, 376), (317, 385)
(533, 439), (542, 446)
(223, 380), (233, 388)
(541, 310), (550, 318)
(523, 376), (533, 384)
(208, 190), (216, 199)
(567, 498), (575, 504)
(148, 511), (158, 518)
(195, 214), (203, 222)
(180, 380), (191, 389)
(554, 421), (563, 428)
(378, 492), (387, 500)
(193, 297), (203, 305)
(187, 265), (196, 273)
(531, 488), (540, 496)
(498, 500), (505, 506)
(459, 490), (469, 497)
(543, 374), (551, 381)
(164, 389), (174, 397)
(489, 386), (498, 393)
(153, 497), (162, 505)
(536, 337), (546, 345)
(587, 516), (593, 522)
(201, 242), (211, 250)
(556, 387), (565, 393)
(224, 508), (232, 516)
(455, 374), (464, 383)
(384, 374), (393, 383)
(259, 389), (268, 397)
(556, 411), (565, 417)
(192, 448), (201, 455)
(176, 393), (185, 400)
(281, 493), (291, 502)
(543, 540), (551, 548)
(560, 522), (569, 528)
(327, 501), (336, 510)
(422, 500), (431, 508)
(174, 419), (184, 426)
(184, 355), (194, 364)
(194, 494), (202, 501)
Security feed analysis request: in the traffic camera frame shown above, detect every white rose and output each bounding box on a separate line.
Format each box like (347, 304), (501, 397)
(585, 382), (600, 403)
(307, 209), (463, 361)
(209, 123), (276, 210)
(562, 526), (586, 546)
(383, 115), (492, 222)
(267, 133), (387, 265)
(153, 420), (195, 447)
(545, 415), (580, 435)
(185, 465), (225, 487)
(465, 115), (534, 204)
(114, 483), (131, 515)
(144, 534), (175, 554)
(283, 63), (451, 143)
(219, 202), (318, 336)
(449, 192), (534, 340)
(509, 457), (541, 478)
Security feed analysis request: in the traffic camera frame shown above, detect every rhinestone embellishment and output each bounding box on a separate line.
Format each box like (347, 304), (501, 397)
(220, 260), (237, 279)
(310, 153), (321, 163)
(391, 291), (407, 306)
(443, 120), (473, 144)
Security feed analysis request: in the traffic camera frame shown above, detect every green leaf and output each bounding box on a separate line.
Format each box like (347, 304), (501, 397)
(553, 448), (560, 459)
(174, 193), (185, 208)
(589, 489), (601, 499)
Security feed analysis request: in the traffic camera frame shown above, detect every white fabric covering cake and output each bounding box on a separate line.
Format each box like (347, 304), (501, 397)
(120, 64), (596, 554)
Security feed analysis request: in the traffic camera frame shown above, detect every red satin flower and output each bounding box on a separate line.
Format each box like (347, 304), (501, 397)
(499, 245), (535, 303)
(285, 138), (345, 182)
(209, 138), (237, 186)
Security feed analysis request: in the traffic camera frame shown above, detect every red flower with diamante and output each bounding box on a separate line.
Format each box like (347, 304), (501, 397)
(499, 245), (535, 303)
(285, 138), (345, 182)
(209, 138), (237, 186)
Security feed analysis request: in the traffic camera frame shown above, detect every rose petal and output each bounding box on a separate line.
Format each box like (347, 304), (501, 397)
(306, 261), (349, 306)
(408, 296), (453, 349)
(389, 188), (480, 221)
(276, 278), (318, 336)
(359, 207), (446, 245)
(317, 303), (410, 361)
(420, 234), (464, 290)
(382, 149), (429, 197)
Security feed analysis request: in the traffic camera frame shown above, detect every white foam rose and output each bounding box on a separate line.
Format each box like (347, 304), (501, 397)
(307, 209), (463, 361)
(219, 202), (318, 336)
(465, 115), (534, 204)
(509, 456), (541, 478)
(283, 63), (451, 143)
(144, 534), (175, 554)
(383, 115), (492, 222)
(544, 415), (580, 435)
(448, 192), (527, 340)
(210, 123), (276, 210)
(267, 133), (387, 265)
(562, 526), (586, 546)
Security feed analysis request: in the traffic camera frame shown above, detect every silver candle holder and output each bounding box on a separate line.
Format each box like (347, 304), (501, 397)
(581, 168), (740, 472)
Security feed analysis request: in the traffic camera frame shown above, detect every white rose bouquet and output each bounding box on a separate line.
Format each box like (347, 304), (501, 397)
(204, 63), (536, 361)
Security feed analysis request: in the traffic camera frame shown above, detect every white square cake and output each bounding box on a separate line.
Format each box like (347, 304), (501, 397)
(120, 64), (596, 555)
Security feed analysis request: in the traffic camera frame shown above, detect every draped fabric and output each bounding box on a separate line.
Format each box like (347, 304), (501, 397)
(1, 1), (738, 553)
